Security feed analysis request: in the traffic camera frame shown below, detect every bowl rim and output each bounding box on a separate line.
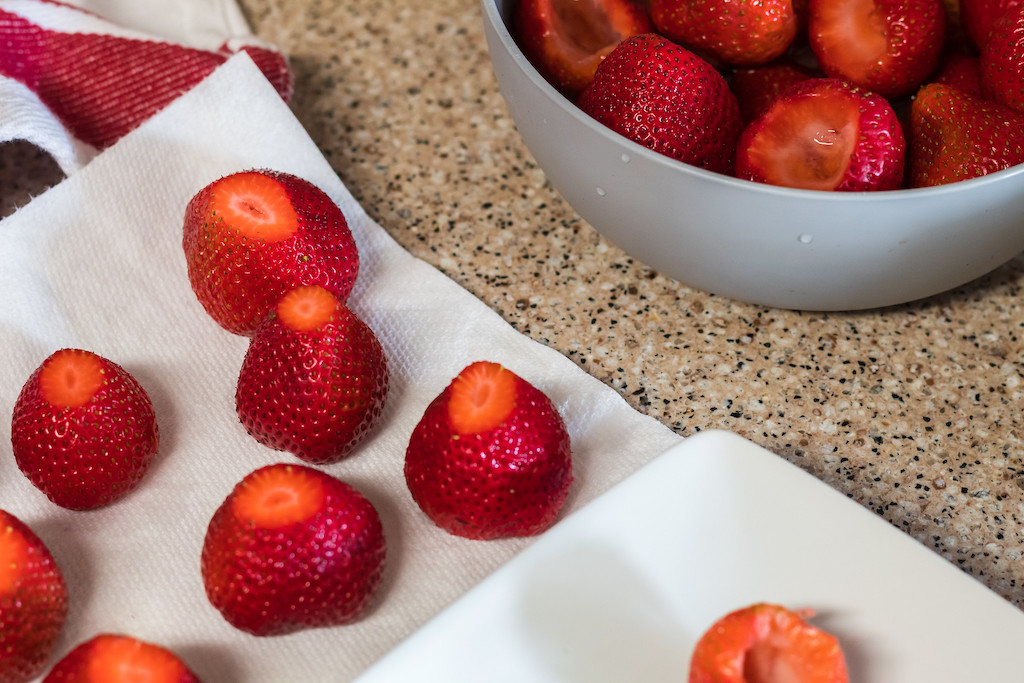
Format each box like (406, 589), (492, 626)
(481, 0), (1024, 203)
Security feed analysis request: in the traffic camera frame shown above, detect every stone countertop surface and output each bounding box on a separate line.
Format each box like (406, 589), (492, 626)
(2, 0), (1022, 612)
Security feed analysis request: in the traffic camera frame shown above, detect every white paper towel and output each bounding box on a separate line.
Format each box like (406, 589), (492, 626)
(0, 52), (683, 681)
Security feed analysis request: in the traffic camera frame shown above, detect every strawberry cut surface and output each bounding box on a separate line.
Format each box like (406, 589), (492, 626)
(513, 0), (653, 93)
(231, 464), (326, 529)
(808, 0), (946, 98)
(447, 360), (517, 434)
(42, 634), (202, 683)
(276, 284), (340, 332)
(207, 171), (298, 242)
(688, 603), (849, 683)
(736, 78), (905, 191)
(38, 349), (105, 409)
(741, 91), (857, 190)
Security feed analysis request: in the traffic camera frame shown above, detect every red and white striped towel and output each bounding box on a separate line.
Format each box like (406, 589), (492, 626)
(0, 0), (291, 172)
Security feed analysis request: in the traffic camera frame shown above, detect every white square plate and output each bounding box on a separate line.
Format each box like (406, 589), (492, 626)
(356, 430), (1022, 682)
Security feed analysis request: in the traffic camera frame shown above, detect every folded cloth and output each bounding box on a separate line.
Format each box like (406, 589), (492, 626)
(0, 53), (683, 682)
(0, 0), (291, 173)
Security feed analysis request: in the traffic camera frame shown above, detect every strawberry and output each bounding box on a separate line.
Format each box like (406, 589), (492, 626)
(980, 5), (1024, 113)
(235, 285), (389, 465)
(807, 0), (946, 99)
(512, 0), (653, 94)
(907, 82), (1024, 187)
(650, 0), (799, 66)
(688, 603), (849, 683)
(933, 51), (988, 99)
(0, 510), (68, 683)
(42, 633), (202, 682)
(182, 169), (359, 336)
(201, 463), (386, 636)
(404, 361), (572, 540)
(735, 78), (906, 191)
(10, 349), (159, 510)
(730, 58), (819, 124)
(961, 0), (1023, 49)
(577, 33), (742, 175)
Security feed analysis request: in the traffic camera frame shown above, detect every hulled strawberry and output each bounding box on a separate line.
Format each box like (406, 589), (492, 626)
(961, 0), (1023, 49)
(513, 0), (653, 94)
(0, 510), (68, 683)
(730, 58), (819, 124)
(689, 603), (849, 683)
(577, 33), (742, 175)
(404, 361), (572, 540)
(980, 5), (1024, 113)
(42, 633), (202, 682)
(908, 82), (1024, 187)
(235, 285), (389, 465)
(11, 349), (159, 510)
(182, 169), (359, 336)
(807, 0), (946, 99)
(651, 0), (799, 66)
(735, 78), (905, 191)
(201, 463), (386, 636)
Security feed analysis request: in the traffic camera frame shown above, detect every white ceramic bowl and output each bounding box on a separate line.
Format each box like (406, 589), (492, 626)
(481, 0), (1024, 311)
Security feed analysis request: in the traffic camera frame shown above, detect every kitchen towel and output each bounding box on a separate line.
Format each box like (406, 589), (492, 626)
(0, 32), (683, 683)
(0, 0), (291, 175)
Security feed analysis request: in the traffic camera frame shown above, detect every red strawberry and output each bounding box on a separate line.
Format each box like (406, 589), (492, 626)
(11, 349), (159, 510)
(961, 0), (1023, 49)
(650, 0), (799, 66)
(182, 169), (359, 336)
(0, 510), (68, 683)
(235, 285), (388, 465)
(980, 5), (1024, 113)
(735, 78), (905, 191)
(577, 33), (742, 175)
(689, 603), (849, 683)
(512, 0), (653, 94)
(404, 361), (572, 540)
(908, 82), (1024, 187)
(42, 633), (202, 682)
(201, 463), (386, 636)
(730, 58), (819, 124)
(807, 0), (946, 99)
(933, 51), (988, 99)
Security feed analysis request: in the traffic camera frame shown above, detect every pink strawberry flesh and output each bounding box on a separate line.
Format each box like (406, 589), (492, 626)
(735, 78), (905, 191)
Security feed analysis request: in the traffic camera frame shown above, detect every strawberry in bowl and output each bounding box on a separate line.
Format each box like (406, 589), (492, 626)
(483, 0), (1024, 310)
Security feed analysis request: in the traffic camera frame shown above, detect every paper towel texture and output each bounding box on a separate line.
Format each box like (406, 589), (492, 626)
(0, 54), (682, 681)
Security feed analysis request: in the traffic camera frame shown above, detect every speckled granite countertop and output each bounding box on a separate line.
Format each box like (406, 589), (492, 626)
(3, 0), (1023, 612)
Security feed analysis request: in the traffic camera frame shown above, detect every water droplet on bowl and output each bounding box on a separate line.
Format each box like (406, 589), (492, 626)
(596, 187), (607, 197)
(798, 234), (813, 244)
(621, 153), (631, 163)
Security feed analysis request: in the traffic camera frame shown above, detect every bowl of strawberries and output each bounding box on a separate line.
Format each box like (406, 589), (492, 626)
(481, 0), (1024, 311)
